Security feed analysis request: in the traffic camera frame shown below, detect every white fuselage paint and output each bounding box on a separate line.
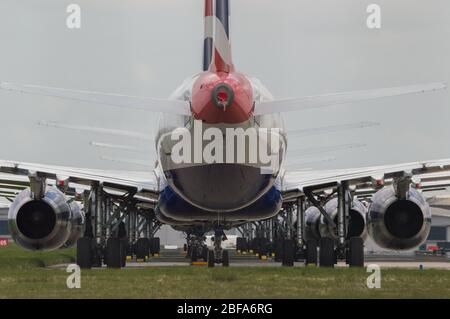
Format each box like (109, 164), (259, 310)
(153, 74), (287, 212)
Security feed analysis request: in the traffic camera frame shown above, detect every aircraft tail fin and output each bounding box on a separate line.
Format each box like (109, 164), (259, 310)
(206, 0), (234, 73)
(203, 0), (214, 71)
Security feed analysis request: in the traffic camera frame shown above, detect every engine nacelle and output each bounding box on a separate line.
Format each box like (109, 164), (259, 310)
(367, 186), (431, 250)
(319, 198), (368, 241)
(304, 199), (367, 241)
(8, 187), (85, 251)
(305, 206), (321, 241)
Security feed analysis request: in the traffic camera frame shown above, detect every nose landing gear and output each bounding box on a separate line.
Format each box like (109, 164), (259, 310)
(208, 229), (229, 267)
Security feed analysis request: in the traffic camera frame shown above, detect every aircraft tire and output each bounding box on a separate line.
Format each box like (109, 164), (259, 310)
(135, 238), (150, 260)
(319, 237), (335, 267)
(258, 238), (269, 258)
(186, 245), (192, 259)
(106, 238), (122, 269)
(202, 246), (208, 261)
(120, 238), (127, 267)
(282, 239), (295, 267)
(76, 237), (92, 269)
(208, 250), (215, 268)
(150, 237), (161, 255)
(236, 237), (244, 251)
(274, 239), (283, 262)
(242, 238), (248, 252)
(222, 250), (229, 267)
(305, 239), (318, 266)
(348, 237), (364, 267)
(191, 247), (198, 262)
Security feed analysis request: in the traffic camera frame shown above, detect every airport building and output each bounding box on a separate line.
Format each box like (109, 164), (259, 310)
(428, 206), (450, 243)
(0, 207), (8, 237)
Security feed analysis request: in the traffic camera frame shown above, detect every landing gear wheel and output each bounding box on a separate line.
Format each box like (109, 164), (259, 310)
(236, 237), (244, 252)
(319, 237), (335, 268)
(222, 250), (229, 267)
(202, 246), (208, 262)
(242, 239), (248, 252)
(120, 239), (127, 267)
(282, 239), (295, 267)
(186, 245), (192, 259)
(92, 244), (103, 267)
(274, 239), (283, 262)
(106, 238), (122, 269)
(125, 243), (134, 261)
(348, 237), (364, 267)
(150, 237), (160, 256)
(250, 238), (258, 254)
(135, 238), (150, 261)
(258, 238), (269, 259)
(191, 247), (198, 263)
(208, 250), (215, 268)
(76, 237), (93, 269)
(305, 239), (318, 266)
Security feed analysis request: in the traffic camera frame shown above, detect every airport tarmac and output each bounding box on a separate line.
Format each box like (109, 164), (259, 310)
(122, 261), (450, 269)
(48, 249), (450, 270)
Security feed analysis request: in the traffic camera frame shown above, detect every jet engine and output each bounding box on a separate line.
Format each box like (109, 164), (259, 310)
(367, 186), (431, 250)
(305, 206), (321, 241)
(319, 198), (368, 241)
(305, 198), (367, 241)
(8, 187), (85, 251)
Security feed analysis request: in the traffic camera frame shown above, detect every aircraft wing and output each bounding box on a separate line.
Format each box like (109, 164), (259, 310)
(0, 159), (160, 203)
(0, 80), (165, 203)
(281, 158), (450, 199)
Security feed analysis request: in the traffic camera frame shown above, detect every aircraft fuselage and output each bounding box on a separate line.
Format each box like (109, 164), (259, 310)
(154, 72), (287, 227)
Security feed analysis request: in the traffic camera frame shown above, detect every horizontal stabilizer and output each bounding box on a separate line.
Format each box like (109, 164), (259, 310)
(38, 121), (154, 141)
(0, 82), (191, 116)
(288, 121), (379, 138)
(255, 82), (447, 115)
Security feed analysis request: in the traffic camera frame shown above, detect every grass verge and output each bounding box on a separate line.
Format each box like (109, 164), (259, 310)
(0, 244), (449, 299)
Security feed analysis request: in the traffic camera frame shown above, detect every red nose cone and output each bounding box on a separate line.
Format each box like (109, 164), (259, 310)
(191, 71), (254, 124)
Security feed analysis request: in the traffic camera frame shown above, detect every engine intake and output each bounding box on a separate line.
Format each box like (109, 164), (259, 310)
(305, 198), (367, 241)
(367, 186), (431, 250)
(319, 198), (368, 241)
(8, 187), (84, 251)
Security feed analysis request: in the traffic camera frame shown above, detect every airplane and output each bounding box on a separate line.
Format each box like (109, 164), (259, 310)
(0, 0), (449, 268)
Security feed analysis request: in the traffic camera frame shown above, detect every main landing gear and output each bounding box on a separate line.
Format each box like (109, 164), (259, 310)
(303, 183), (365, 268)
(76, 183), (161, 269)
(234, 183), (365, 269)
(186, 233), (208, 263)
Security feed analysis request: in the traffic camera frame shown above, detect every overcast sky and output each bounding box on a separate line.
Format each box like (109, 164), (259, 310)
(0, 0), (449, 173)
